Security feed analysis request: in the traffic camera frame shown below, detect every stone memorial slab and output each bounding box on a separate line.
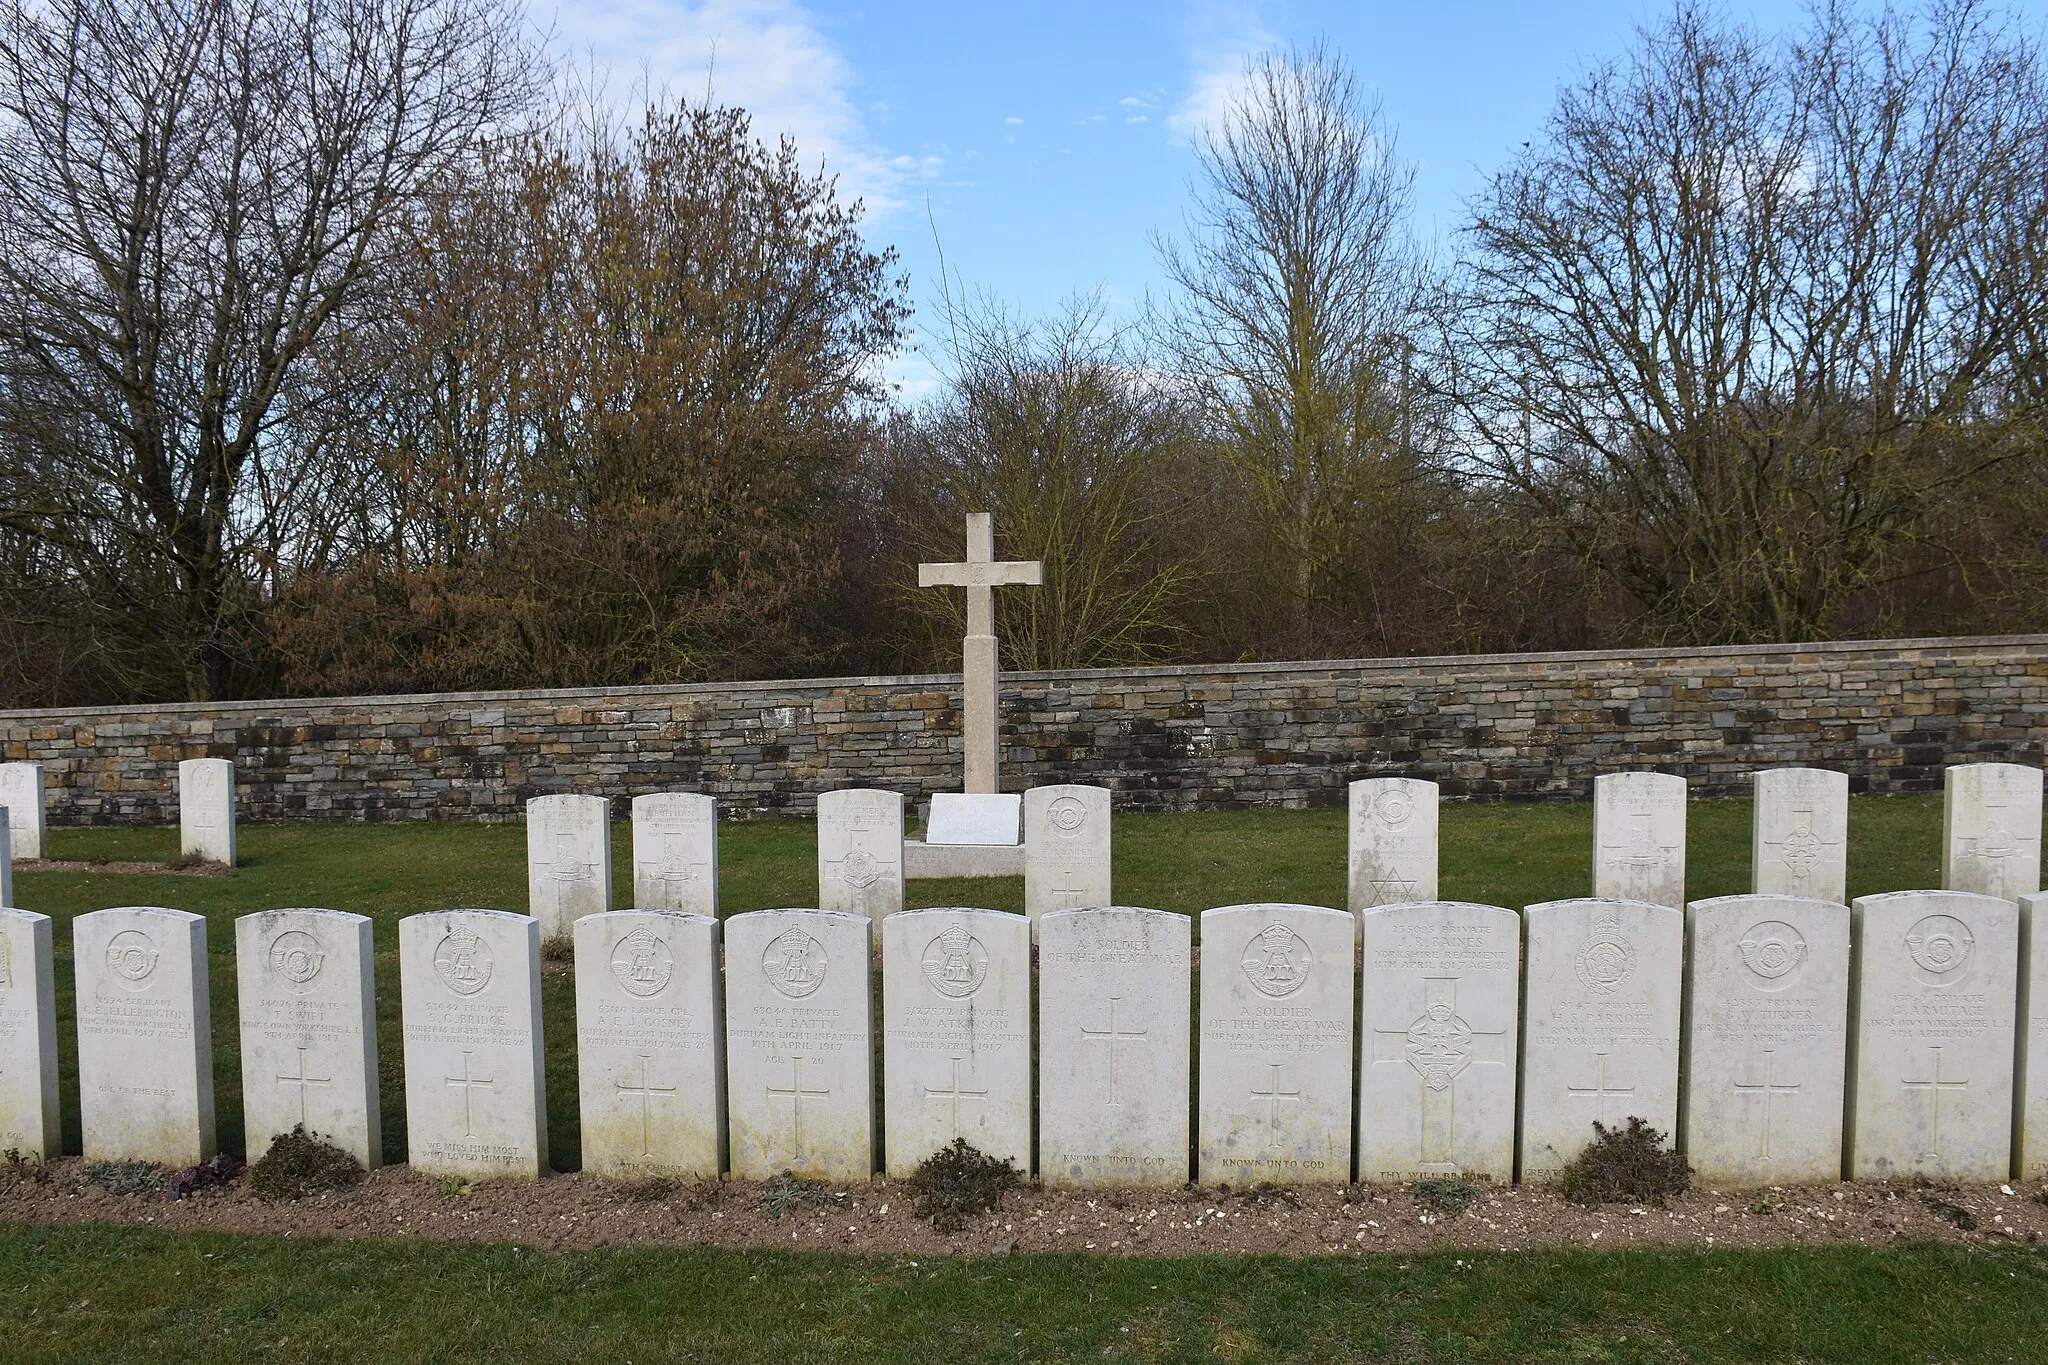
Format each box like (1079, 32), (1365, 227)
(817, 789), (904, 922)
(0, 811), (10, 907)
(1518, 898), (1682, 1181)
(1038, 906), (1191, 1189)
(178, 757), (236, 866)
(630, 793), (718, 916)
(74, 906), (215, 1165)
(2020, 892), (2048, 1179)
(1358, 901), (1520, 1183)
(1944, 763), (2043, 904)
(1752, 768), (1849, 903)
(235, 908), (381, 1169)
(575, 910), (723, 1180)
(1348, 779), (1439, 916)
(400, 909), (547, 1179)
(0, 762), (44, 861)
(527, 794), (612, 941)
(1682, 894), (1849, 1186)
(1024, 785), (1112, 923)
(1199, 903), (1355, 1185)
(925, 792), (1022, 846)
(883, 907), (1031, 1176)
(1592, 772), (1687, 909)
(1849, 889), (2017, 1181)
(0, 908), (59, 1159)
(724, 908), (874, 1180)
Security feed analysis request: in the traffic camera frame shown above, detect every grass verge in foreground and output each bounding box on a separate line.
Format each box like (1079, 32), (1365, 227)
(3, 1221), (2045, 1364)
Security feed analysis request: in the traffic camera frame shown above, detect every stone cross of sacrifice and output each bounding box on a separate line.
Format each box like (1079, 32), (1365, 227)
(917, 512), (1042, 793)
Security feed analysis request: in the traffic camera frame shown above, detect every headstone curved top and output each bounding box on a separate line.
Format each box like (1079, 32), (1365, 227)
(1025, 784), (1112, 922)
(235, 907), (381, 1169)
(883, 907), (1031, 1176)
(1752, 768), (1849, 903)
(1349, 779), (1439, 916)
(1037, 905), (1191, 1189)
(1592, 772), (1686, 909)
(1944, 763), (2043, 904)
(1199, 902), (1355, 1185)
(1848, 889), (2017, 1181)
(1359, 900), (1520, 1183)
(178, 757), (236, 866)
(1682, 893), (1849, 1185)
(74, 905), (216, 1165)
(527, 794), (612, 940)
(630, 792), (718, 916)
(0, 907), (59, 1159)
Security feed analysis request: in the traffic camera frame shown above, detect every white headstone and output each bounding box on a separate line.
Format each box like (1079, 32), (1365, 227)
(882, 907), (1031, 1176)
(1518, 898), (1682, 1181)
(74, 906), (215, 1165)
(817, 790), (904, 922)
(0, 908), (59, 1159)
(574, 910), (723, 1180)
(1038, 905), (1191, 1189)
(1358, 901), (1520, 1183)
(1198, 903), (1355, 1186)
(399, 909), (548, 1179)
(724, 908), (874, 1180)
(527, 794), (612, 941)
(0, 810), (10, 907)
(235, 908), (381, 1169)
(1348, 779), (1439, 915)
(1944, 763), (2043, 904)
(1848, 889), (2017, 1181)
(1592, 772), (1686, 908)
(0, 762), (45, 861)
(178, 757), (236, 866)
(926, 793), (1022, 846)
(630, 793), (718, 916)
(1752, 768), (1849, 903)
(2019, 891), (2048, 1179)
(1681, 894), (1849, 1185)
(1024, 784), (1112, 923)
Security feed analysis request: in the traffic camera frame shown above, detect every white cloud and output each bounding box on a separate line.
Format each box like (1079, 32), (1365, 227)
(1003, 115), (1024, 126)
(546, 0), (932, 217)
(1167, 4), (1278, 142)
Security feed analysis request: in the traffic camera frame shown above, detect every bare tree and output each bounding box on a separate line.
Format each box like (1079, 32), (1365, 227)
(1156, 41), (1428, 652)
(1450, 1), (2048, 644)
(0, 0), (536, 700)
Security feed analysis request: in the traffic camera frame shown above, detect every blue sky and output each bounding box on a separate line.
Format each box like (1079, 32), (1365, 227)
(542, 0), (1898, 395)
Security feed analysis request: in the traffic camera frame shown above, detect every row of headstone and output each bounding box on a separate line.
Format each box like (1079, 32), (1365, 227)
(28, 886), (2048, 1190)
(1350, 764), (2043, 915)
(0, 758), (235, 871)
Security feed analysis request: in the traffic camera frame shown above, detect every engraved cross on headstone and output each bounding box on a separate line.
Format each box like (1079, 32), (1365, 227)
(445, 1051), (496, 1138)
(638, 825), (706, 899)
(924, 1055), (990, 1137)
(1770, 804), (1837, 889)
(1249, 1063), (1301, 1150)
(1732, 1048), (1801, 1159)
(1902, 1045), (1969, 1159)
(1080, 995), (1148, 1107)
(1566, 1052), (1636, 1127)
(767, 1057), (833, 1156)
(276, 1046), (333, 1127)
(616, 1053), (679, 1156)
(1369, 977), (1508, 1166)
(917, 512), (1042, 794)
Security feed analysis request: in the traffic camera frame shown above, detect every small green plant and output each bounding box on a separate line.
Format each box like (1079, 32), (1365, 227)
(250, 1125), (367, 1201)
(1412, 1177), (1477, 1216)
(1557, 1117), (1690, 1206)
(168, 1153), (244, 1199)
(1751, 1192), (1785, 1215)
(904, 1139), (1020, 1232)
(84, 1161), (165, 1196)
(1921, 1194), (1978, 1230)
(760, 1170), (842, 1219)
(2, 1147), (50, 1186)
(438, 1176), (473, 1198)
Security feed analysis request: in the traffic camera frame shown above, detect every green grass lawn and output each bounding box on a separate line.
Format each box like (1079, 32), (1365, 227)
(7, 796), (1995, 1364)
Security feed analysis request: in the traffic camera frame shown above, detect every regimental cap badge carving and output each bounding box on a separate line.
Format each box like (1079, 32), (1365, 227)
(267, 928), (327, 994)
(1047, 795), (1089, 837)
(1905, 913), (1975, 983)
(1737, 920), (1807, 987)
(921, 925), (989, 998)
(610, 925), (674, 998)
(763, 927), (828, 998)
(433, 924), (495, 997)
(1371, 786), (1415, 828)
(1574, 905), (1635, 996)
(1241, 922), (1314, 998)
(106, 928), (159, 991)
(835, 849), (881, 889)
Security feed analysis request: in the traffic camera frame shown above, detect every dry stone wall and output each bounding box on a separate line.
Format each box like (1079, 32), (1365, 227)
(2, 635), (2045, 825)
